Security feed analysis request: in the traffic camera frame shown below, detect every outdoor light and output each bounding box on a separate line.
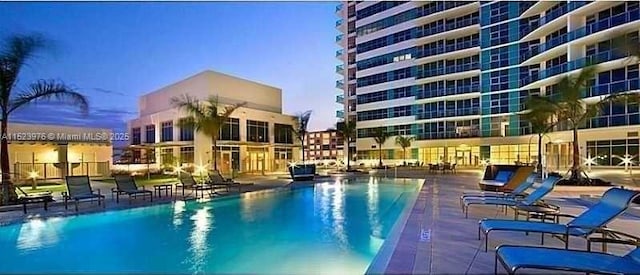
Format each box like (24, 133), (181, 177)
(288, 161), (298, 168)
(195, 165), (207, 174)
(28, 171), (38, 179)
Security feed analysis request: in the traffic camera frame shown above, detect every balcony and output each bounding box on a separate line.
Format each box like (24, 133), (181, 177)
(415, 107), (480, 120)
(568, 50), (628, 71)
(336, 49), (343, 59)
(336, 64), (344, 75)
(336, 19), (343, 29)
(417, 1), (473, 18)
(336, 94), (344, 104)
(336, 3), (343, 14)
(336, 79), (344, 89)
(415, 39), (479, 59)
(416, 84), (480, 99)
(336, 110), (345, 119)
(568, 8), (640, 41)
(417, 62), (479, 79)
(417, 16), (479, 39)
(415, 130), (480, 140)
(520, 63), (567, 86)
(586, 79), (640, 98)
(336, 34), (343, 44)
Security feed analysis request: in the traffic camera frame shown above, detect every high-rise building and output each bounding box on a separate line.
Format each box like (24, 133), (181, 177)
(304, 129), (345, 162)
(336, 1), (640, 169)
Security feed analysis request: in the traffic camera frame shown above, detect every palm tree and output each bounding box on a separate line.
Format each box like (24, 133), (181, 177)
(372, 127), (390, 168)
(291, 110), (312, 163)
(527, 65), (599, 181)
(336, 120), (356, 170)
(0, 34), (89, 205)
(170, 95), (245, 171)
(522, 99), (557, 176)
(395, 135), (414, 165)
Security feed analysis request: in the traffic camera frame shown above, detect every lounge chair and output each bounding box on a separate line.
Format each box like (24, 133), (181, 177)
(479, 187), (640, 252)
(176, 173), (213, 199)
(460, 173), (537, 207)
(495, 230), (640, 275)
(207, 170), (252, 193)
(63, 175), (105, 211)
(15, 185), (54, 214)
(462, 176), (560, 218)
(113, 175), (153, 204)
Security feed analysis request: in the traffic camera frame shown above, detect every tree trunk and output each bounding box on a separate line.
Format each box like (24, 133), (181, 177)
(537, 133), (543, 176)
(378, 145), (383, 168)
(403, 148), (406, 165)
(1, 117), (16, 205)
(571, 127), (581, 180)
(346, 138), (351, 171)
(212, 138), (218, 171)
(301, 136), (305, 164)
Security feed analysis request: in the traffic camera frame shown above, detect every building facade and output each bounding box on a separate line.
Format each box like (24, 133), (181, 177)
(127, 70), (300, 176)
(336, 1), (640, 169)
(304, 129), (345, 163)
(5, 123), (112, 180)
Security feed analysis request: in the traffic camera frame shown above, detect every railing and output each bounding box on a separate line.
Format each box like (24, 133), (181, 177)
(586, 79), (640, 98)
(416, 84), (480, 99)
(336, 34), (343, 43)
(336, 110), (345, 119)
(415, 107), (480, 120)
(417, 16), (479, 38)
(336, 64), (344, 74)
(417, 62), (479, 79)
(568, 8), (640, 41)
(568, 50), (628, 71)
(336, 49), (343, 58)
(336, 19), (343, 28)
(415, 39), (479, 59)
(417, 1), (472, 17)
(336, 94), (345, 104)
(13, 161), (111, 180)
(416, 130), (480, 140)
(522, 2), (587, 35)
(336, 79), (344, 89)
(336, 3), (343, 13)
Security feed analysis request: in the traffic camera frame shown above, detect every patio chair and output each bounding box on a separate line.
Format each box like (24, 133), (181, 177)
(460, 173), (537, 207)
(176, 173), (213, 199)
(495, 230), (640, 275)
(15, 185), (54, 214)
(113, 175), (153, 204)
(479, 187), (640, 252)
(206, 170), (251, 193)
(461, 176), (560, 218)
(63, 175), (105, 211)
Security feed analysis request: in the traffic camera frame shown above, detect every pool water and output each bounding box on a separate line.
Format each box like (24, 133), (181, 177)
(0, 178), (422, 274)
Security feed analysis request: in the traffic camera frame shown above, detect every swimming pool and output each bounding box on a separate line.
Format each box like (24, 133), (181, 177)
(0, 177), (422, 274)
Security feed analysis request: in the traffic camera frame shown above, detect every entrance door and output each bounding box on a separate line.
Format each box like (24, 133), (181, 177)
(220, 152), (232, 176)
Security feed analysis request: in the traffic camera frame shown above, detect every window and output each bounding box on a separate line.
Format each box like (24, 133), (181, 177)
(145, 125), (155, 143)
(247, 120), (269, 142)
(180, 147), (194, 164)
(274, 123), (294, 144)
(161, 121), (173, 142)
(131, 127), (141, 145)
(179, 118), (194, 141)
(160, 148), (174, 166)
(219, 117), (240, 141)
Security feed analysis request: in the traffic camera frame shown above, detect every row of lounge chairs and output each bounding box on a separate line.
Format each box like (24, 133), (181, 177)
(460, 173), (640, 274)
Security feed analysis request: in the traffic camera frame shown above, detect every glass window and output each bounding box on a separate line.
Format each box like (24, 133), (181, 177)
(179, 118), (194, 141)
(219, 117), (240, 141)
(145, 125), (155, 143)
(274, 123), (294, 144)
(247, 120), (269, 143)
(131, 127), (141, 145)
(180, 146), (194, 164)
(161, 121), (173, 142)
(160, 148), (174, 166)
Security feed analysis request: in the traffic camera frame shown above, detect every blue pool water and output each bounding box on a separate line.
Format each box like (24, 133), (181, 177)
(0, 178), (422, 274)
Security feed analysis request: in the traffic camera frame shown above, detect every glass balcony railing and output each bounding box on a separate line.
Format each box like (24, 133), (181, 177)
(336, 34), (343, 43)
(522, 3), (588, 35)
(336, 110), (345, 119)
(336, 49), (343, 59)
(336, 19), (343, 28)
(520, 63), (567, 86)
(416, 130), (480, 140)
(336, 64), (344, 74)
(568, 50), (627, 71)
(521, 33), (568, 62)
(417, 62), (479, 79)
(416, 1), (472, 17)
(336, 3), (343, 13)
(336, 80), (344, 89)
(415, 39), (479, 59)
(336, 94), (344, 104)
(416, 84), (479, 99)
(586, 79), (640, 98)
(417, 16), (479, 38)
(415, 107), (480, 120)
(568, 8), (640, 41)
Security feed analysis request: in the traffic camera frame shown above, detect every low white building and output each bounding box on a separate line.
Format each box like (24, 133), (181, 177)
(126, 70), (300, 176)
(4, 123), (113, 181)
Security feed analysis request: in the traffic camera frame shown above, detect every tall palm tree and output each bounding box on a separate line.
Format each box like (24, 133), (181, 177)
(527, 65), (599, 181)
(395, 135), (414, 165)
(0, 34), (89, 205)
(291, 110), (312, 164)
(372, 127), (390, 168)
(522, 99), (557, 176)
(336, 120), (356, 170)
(171, 95), (245, 171)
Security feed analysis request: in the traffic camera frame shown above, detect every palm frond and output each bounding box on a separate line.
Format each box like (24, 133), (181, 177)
(395, 135), (414, 149)
(373, 127), (390, 145)
(9, 80), (88, 115)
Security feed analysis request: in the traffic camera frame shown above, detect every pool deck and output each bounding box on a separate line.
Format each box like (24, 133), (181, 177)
(378, 173), (640, 274)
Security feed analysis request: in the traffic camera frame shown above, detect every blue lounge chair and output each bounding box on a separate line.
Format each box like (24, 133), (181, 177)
(113, 175), (153, 204)
(63, 175), (105, 211)
(460, 173), (537, 207)
(479, 187), (640, 252)
(462, 176), (560, 218)
(495, 232), (640, 275)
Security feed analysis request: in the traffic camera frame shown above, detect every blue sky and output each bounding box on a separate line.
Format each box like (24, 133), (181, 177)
(0, 2), (340, 137)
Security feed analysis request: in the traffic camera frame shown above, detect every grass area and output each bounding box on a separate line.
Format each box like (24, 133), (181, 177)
(97, 174), (179, 187)
(20, 184), (67, 195)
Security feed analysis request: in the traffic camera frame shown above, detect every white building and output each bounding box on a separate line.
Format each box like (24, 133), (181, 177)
(127, 70), (300, 176)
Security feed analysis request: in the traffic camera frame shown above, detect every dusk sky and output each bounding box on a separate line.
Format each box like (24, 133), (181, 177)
(0, 2), (340, 136)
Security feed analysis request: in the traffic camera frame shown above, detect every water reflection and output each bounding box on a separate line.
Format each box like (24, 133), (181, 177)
(188, 206), (213, 273)
(367, 177), (381, 237)
(316, 180), (348, 250)
(172, 200), (186, 227)
(17, 218), (62, 251)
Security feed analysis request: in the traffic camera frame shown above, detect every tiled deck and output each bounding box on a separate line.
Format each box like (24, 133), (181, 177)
(378, 173), (640, 274)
